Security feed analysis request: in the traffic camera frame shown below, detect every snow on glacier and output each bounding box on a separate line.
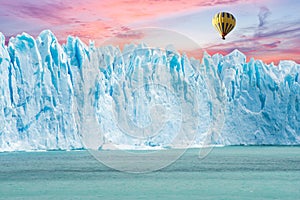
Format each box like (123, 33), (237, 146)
(0, 30), (299, 151)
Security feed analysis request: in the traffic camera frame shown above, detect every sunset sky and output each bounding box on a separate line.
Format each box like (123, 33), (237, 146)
(1, 0), (299, 64)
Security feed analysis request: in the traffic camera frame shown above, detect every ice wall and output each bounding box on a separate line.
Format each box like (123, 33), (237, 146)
(0, 30), (299, 151)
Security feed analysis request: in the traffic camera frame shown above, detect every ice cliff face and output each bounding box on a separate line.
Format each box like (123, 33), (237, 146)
(0, 30), (299, 151)
(0, 31), (82, 151)
(209, 51), (300, 145)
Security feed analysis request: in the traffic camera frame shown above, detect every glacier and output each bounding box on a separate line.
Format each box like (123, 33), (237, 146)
(0, 30), (299, 152)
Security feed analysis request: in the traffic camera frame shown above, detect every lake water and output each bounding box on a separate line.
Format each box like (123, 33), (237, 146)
(1, 147), (300, 199)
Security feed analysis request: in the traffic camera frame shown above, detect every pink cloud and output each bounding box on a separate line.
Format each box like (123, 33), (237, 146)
(262, 41), (281, 48)
(0, 0), (251, 44)
(205, 36), (300, 64)
(88, 0), (248, 23)
(0, 1), (72, 24)
(205, 13), (300, 65)
(115, 31), (145, 39)
(2, 0), (297, 64)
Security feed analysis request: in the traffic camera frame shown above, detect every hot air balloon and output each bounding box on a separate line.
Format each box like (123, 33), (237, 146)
(212, 12), (236, 40)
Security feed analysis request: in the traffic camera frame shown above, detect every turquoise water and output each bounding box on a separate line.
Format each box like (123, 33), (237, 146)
(1, 147), (300, 199)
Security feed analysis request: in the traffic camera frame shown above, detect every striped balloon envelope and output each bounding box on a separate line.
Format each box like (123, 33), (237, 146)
(212, 12), (236, 40)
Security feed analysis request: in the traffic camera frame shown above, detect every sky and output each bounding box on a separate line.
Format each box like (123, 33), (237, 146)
(0, 0), (300, 64)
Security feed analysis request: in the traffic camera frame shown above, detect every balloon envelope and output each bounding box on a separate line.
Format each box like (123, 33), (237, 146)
(212, 12), (236, 40)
